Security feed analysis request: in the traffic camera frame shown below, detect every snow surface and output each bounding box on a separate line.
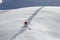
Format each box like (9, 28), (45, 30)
(0, 6), (60, 40)
(0, 0), (2, 3)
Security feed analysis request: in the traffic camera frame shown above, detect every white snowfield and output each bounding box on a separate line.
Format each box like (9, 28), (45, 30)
(0, 6), (60, 40)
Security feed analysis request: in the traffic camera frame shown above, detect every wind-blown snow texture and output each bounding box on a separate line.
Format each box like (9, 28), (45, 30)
(0, 6), (60, 40)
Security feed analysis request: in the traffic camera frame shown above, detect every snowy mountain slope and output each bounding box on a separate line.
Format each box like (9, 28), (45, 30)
(0, 6), (60, 40)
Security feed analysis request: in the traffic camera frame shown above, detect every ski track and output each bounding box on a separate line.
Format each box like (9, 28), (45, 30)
(10, 6), (44, 40)
(0, 6), (60, 40)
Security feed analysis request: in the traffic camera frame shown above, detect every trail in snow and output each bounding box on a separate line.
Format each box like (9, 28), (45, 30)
(10, 26), (27, 40)
(10, 6), (44, 40)
(10, 26), (31, 40)
(0, 6), (60, 40)
(27, 6), (44, 24)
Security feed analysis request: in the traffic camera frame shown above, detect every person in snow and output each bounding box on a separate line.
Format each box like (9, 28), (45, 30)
(24, 20), (28, 27)
(23, 20), (31, 30)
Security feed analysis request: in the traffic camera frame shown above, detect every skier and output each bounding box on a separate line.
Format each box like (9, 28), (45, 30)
(23, 20), (31, 30)
(24, 20), (28, 27)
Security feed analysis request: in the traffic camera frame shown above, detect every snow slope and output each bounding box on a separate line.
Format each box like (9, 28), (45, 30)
(0, 0), (2, 3)
(0, 6), (60, 40)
